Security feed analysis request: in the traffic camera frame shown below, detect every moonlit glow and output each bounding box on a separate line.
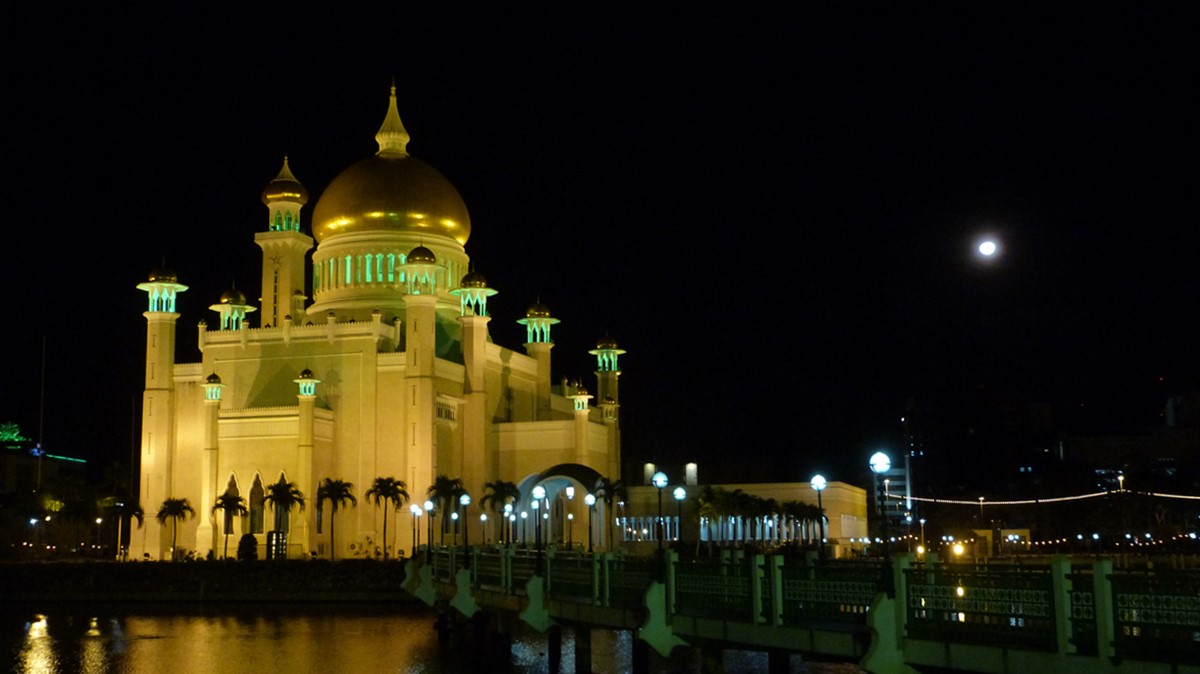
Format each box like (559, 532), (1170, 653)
(978, 240), (997, 256)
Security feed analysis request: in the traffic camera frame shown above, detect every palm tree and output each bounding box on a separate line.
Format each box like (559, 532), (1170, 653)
(481, 480), (520, 543)
(426, 475), (464, 545)
(317, 478), (356, 561)
(211, 493), (248, 559)
(364, 477), (408, 559)
(156, 498), (195, 561)
(263, 474), (306, 552)
(112, 501), (144, 561)
(595, 476), (627, 550)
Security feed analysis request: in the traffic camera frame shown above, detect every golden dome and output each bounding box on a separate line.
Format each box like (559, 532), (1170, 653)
(460, 270), (488, 288)
(596, 336), (619, 350)
(310, 87), (470, 245)
(407, 245), (437, 264)
(261, 156), (308, 205)
(219, 288), (247, 305)
(205, 372), (222, 385)
(147, 267), (177, 283)
(526, 302), (553, 318)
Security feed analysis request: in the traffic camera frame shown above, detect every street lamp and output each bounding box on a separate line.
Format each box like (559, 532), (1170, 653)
(480, 513), (488, 545)
(503, 503), (513, 544)
(459, 492), (471, 556)
(584, 493), (596, 553)
(95, 518), (103, 555)
(567, 513), (574, 548)
(869, 451), (893, 596)
(810, 474), (827, 560)
(919, 518), (926, 551)
(424, 500), (435, 561)
(532, 485), (546, 550)
(652, 471), (668, 550)
(451, 512), (459, 546)
(673, 486), (686, 542)
(410, 504), (422, 554)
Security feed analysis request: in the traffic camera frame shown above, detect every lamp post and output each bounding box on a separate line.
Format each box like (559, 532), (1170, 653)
(520, 511), (528, 545)
(410, 504), (422, 555)
(532, 486), (545, 549)
(652, 471), (668, 550)
(459, 492), (471, 557)
(584, 493), (596, 553)
(673, 486), (686, 543)
(424, 500), (435, 561)
(504, 503), (513, 544)
(451, 512), (459, 547)
(919, 518), (926, 552)
(869, 451), (894, 596)
(567, 513), (574, 549)
(810, 474), (827, 561)
(480, 513), (488, 545)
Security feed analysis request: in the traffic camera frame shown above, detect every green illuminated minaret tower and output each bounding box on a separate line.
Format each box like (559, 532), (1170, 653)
(518, 301), (559, 421)
(255, 157), (313, 327)
(135, 266), (188, 560)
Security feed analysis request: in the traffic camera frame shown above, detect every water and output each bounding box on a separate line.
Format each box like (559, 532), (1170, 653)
(1, 605), (863, 673)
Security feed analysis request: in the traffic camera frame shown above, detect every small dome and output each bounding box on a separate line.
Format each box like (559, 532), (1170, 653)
(526, 302), (552, 318)
(147, 267), (177, 283)
(407, 245), (437, 264)
(261, 156), (309, 205)
(603, 395), (617, 405)
(298, 368), (315, 379)
(205, 372), (222, 384)
(460, 270), (488, 288)
(219, 288), (247, 305)
(575, 385), (589, 396)
(596, 336), (619, 350)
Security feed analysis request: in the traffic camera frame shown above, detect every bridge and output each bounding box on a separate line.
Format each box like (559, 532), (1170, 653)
(402, 546), (1200, 674)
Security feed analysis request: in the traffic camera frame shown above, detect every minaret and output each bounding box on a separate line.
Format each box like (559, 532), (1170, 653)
(517, 301), (559, 421)
(196, 372), (224, 558)
(404, 245), (439, 492)
(209, 287), (256, 330)
(255, 157), (313, 327)
(589, 336), (625, 479)
(293, 368), (320, 556)
(453, 270), (497, 516)
(135, 266), (187, 560)
(568, 384), (594, 467)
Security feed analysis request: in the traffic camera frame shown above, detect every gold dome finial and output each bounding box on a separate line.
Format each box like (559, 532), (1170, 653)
(375, 83), (411, 157)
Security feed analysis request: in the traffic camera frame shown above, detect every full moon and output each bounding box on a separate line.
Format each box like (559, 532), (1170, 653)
(978, 240), (998, 256)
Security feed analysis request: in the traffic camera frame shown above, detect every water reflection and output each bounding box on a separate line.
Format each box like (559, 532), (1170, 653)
(3, 607), (861, 673)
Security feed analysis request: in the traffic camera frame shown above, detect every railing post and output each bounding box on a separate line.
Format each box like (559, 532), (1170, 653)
(1092, 558), (1115, 659)
(770, 555), (784, 626)
(752, 553), (766, 624)
(666, 549), (679, 617)
(502, 545), (513, 594)
(893, 553), (912, 637)
(602, 552), (612, 607)
(1049, 554), (1073, 655)
(591, 548), (601, 605)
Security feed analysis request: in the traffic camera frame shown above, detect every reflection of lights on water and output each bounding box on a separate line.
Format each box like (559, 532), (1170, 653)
(22, 614), (55, 672)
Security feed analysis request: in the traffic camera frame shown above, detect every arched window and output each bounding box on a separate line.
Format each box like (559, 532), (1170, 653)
(273, 211), (282, 231)
(249, 475), (265, 534)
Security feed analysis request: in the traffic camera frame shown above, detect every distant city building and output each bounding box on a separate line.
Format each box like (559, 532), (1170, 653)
(135, 89), (624, 560)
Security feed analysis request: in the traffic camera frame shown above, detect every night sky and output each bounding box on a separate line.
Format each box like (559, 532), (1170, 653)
(2, 12), (1196, 488)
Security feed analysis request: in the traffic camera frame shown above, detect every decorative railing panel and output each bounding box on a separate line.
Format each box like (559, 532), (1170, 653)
(608, 557), (656, 608)
(548, 555), (595, 602)
(1066, 570), (1097, 656)
(674, 560), (753, 621)
(905, 566), (1056, 650)
(779, 564), (876, 625)
(1111, 570), (1200, 665)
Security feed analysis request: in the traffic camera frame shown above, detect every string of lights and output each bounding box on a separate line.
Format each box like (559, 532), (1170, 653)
(884, 488), (1200, 507)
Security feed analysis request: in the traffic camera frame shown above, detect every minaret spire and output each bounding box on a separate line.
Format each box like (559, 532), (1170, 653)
(375, 83), (411, 157)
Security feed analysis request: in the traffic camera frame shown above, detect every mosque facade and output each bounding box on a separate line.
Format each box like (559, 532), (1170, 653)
(134, 89), (623, 560)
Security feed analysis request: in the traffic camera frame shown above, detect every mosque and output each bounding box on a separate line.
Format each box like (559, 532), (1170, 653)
(134, 88), (624, 560)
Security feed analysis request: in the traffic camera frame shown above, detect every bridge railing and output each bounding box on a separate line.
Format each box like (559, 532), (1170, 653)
(902, 557), (1200, 666)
